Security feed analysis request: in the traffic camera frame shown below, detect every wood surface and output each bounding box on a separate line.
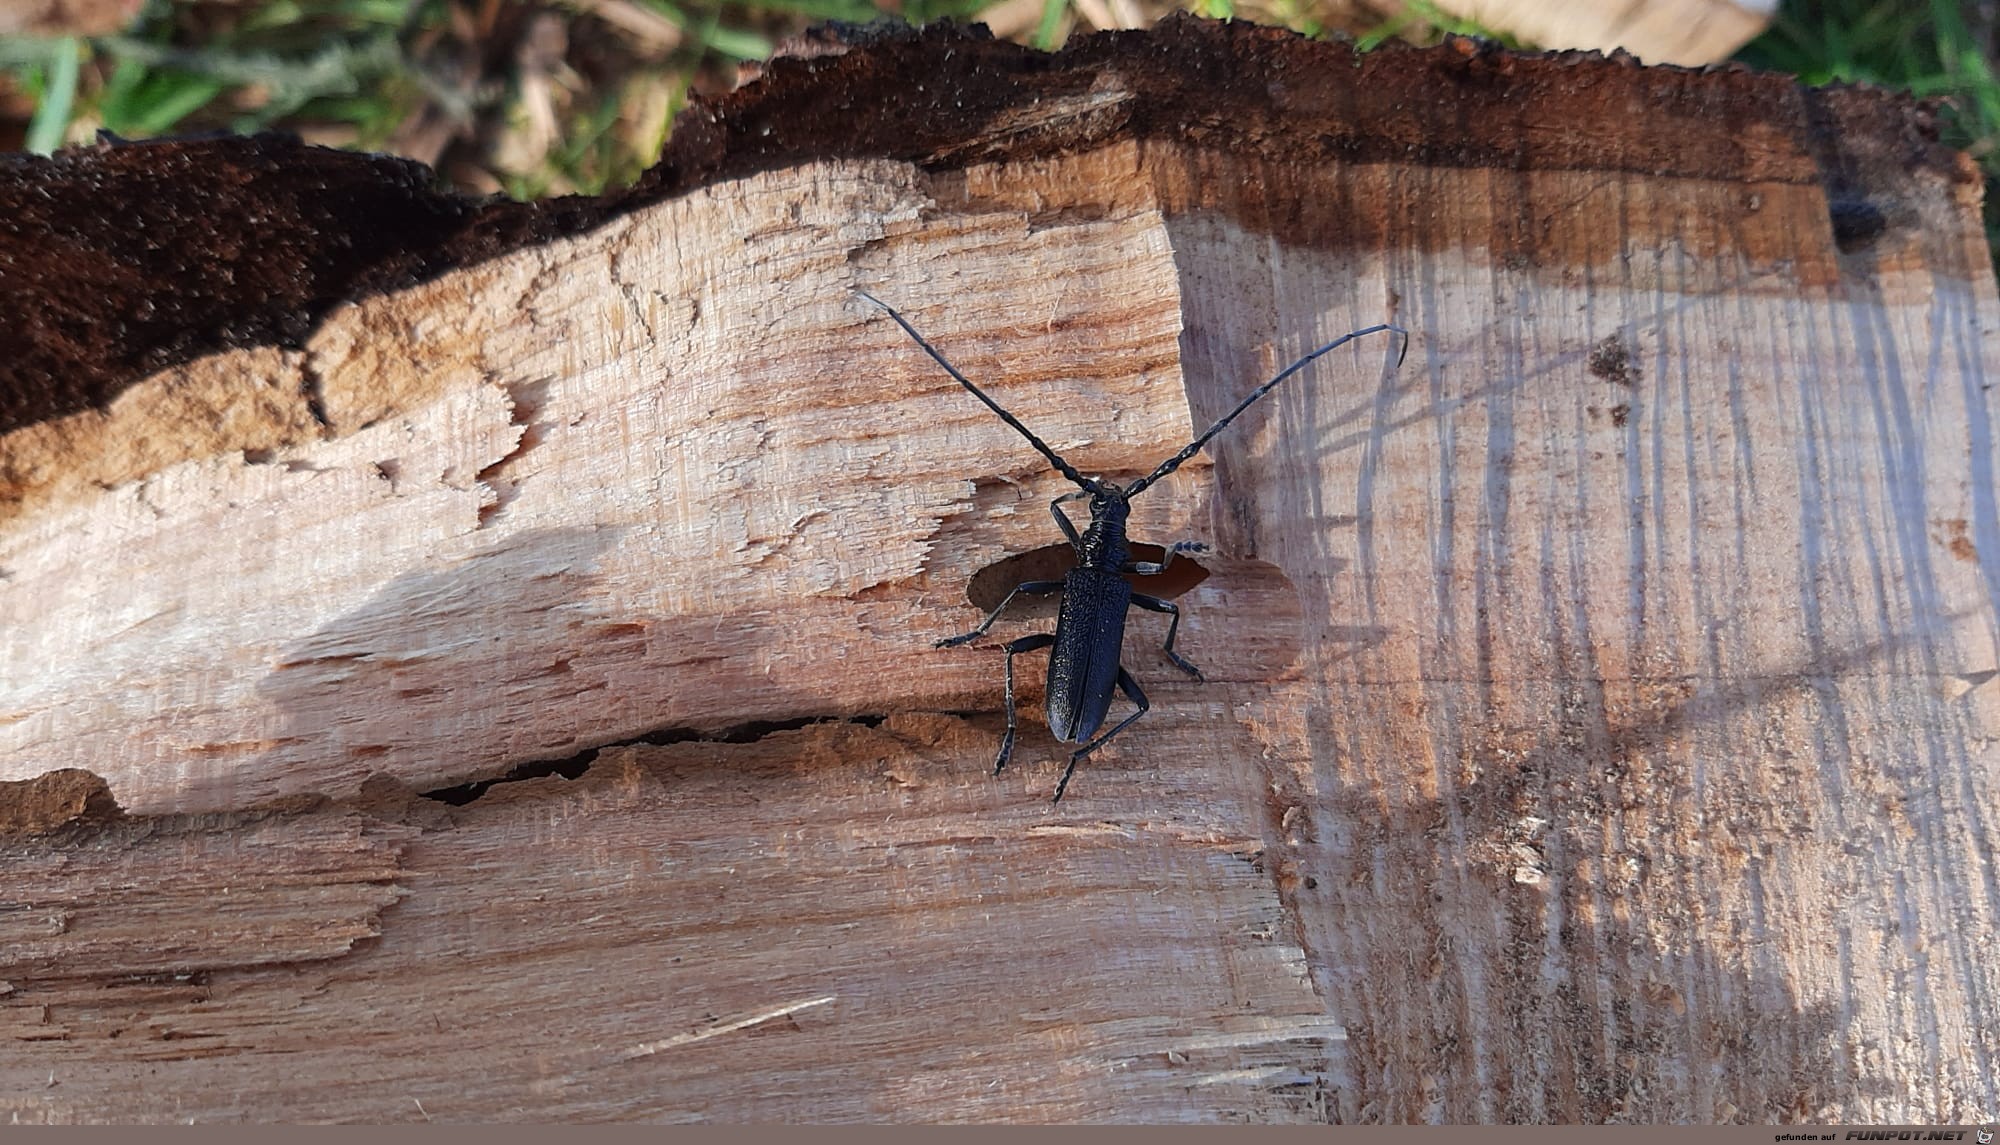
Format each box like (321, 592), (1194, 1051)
(1, 18), (1996, 1122)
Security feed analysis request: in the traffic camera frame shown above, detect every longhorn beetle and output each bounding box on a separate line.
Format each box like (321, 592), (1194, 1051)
(861, 291), (1408, 801)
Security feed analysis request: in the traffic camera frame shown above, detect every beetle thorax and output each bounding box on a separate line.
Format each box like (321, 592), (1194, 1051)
(1076, 490), (1131, 570)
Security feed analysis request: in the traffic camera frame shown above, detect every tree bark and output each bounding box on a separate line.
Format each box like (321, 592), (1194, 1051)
(2, 16), (1996, 1122)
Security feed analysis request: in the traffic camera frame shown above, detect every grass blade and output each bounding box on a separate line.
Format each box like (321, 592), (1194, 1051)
(26, 38), (81, 155)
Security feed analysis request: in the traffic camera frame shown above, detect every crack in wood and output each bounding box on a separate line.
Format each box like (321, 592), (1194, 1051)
(418, 713), (890, 806)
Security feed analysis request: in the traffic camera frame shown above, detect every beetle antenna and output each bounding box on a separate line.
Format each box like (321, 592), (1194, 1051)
(1124, 323), (1408, 497)
(860, 291), (1098, 493)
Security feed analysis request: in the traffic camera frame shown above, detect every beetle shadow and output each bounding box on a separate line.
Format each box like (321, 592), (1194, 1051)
(230, 519), (949, 814)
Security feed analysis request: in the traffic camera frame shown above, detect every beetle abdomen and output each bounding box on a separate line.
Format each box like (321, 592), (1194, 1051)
(1045, 568), (1132, 742)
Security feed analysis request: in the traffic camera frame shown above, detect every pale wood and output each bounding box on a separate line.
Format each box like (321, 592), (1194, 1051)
(3, 33), (1999, 1122)
(1408, 0), (1775, 64)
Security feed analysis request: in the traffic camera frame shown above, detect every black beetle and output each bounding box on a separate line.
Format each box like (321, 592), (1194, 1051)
(862, 292), (1407, 800)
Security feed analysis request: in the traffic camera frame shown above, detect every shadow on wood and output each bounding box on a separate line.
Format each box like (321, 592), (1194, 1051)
(2, 14), (1997, 1124)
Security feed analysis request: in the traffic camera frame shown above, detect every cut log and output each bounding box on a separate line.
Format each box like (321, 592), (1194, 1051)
(2, 16), (1997, 1122)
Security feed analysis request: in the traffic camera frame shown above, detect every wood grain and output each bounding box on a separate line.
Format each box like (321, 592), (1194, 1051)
(1, 19), (1995, 1122)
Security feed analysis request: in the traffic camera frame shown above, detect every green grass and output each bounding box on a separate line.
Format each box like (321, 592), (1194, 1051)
(1354, 0), (1522, 51)
(0, 0), (1503, 195)
(2, 0), (425, 146)
(0, 0), (1014, 192)
(0, 0), (780, 190)
(1737, 0), (2000, 257)
(2, 0), (1996, 264)
(21, 38), (82, 154)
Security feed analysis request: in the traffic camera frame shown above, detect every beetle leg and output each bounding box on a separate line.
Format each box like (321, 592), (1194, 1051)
(1052, 667), (1149, 802)
(935, 581), (1062, 647)
(1124, 539), (1208, 577)
(995, 633), (1056, 776)
(1131, 593), (1202, 680)
(1049, 491), (1089, 550)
